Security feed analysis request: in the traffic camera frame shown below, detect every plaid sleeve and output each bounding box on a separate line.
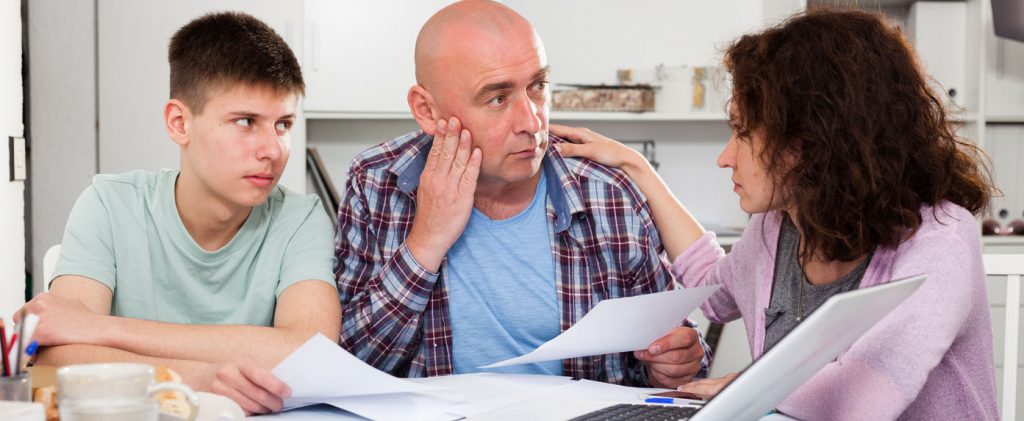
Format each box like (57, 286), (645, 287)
(679, 318), (713, 380)
(690, 320), (713, 379)
(335, 170), (439, 375)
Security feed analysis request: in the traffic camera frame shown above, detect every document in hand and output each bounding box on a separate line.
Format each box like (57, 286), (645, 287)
(482, 285), (720, 368)
(271, 334), (434, 411)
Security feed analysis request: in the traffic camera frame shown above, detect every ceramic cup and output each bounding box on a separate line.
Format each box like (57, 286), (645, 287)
(57, 363), (198, 421)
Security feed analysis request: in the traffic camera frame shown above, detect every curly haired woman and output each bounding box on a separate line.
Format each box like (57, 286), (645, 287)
(551, 8), (999, 420)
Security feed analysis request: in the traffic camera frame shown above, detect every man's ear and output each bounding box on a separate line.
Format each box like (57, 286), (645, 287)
(408, 85), (439, 135)
(164, 99), (190, 146)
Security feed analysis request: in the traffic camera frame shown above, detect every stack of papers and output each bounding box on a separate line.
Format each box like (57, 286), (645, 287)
(270, 335), (566, 420)
(267, 286), (719, 420)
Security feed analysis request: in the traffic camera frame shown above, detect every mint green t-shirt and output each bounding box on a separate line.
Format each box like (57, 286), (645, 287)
(53, 169), (337, 326)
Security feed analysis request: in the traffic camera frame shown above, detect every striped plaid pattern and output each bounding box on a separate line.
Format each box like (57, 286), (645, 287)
(335, 131), (711, 385)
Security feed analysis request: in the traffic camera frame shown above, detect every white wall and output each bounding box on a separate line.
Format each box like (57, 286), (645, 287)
(2, 0), (25, 320)
(28, 0), (98, 294)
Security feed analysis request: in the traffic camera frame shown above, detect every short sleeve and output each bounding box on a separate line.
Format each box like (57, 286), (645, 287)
(52, 185), (117, 292)
(276, 198), (338, 296)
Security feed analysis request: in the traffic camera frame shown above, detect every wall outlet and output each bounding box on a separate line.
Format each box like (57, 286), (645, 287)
(9, 136), (25, 181)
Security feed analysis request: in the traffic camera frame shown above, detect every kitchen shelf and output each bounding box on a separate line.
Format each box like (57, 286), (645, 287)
(551, 111), (728, 122)
(986, 115), (1024, 124)
(983, 236), (1024, 246)
(304, 110), (729, 122)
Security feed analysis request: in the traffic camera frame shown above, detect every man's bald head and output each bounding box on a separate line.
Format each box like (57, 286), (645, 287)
(414, 0), (541, 91)
(406, 0), (550, 187)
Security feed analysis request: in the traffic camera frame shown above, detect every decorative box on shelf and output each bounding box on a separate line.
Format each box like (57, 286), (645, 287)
(551, 84), (656, 113)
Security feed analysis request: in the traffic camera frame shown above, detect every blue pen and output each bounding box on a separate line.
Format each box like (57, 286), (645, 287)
(18, 340), (39, 371)
(642, 396), (703, 406)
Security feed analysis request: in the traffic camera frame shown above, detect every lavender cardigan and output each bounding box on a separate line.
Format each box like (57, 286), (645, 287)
(673, 202), (998, 420)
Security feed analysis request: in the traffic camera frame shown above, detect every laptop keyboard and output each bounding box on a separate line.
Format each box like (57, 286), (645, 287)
(569, 403), (700, 420)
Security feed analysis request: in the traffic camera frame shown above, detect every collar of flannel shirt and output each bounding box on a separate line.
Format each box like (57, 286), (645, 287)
(387, 131), (585, 232)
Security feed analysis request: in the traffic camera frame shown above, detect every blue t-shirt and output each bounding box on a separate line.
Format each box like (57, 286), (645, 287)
(447, 171), (562, 375)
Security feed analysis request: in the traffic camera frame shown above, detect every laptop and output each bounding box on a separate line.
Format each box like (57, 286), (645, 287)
(573, 274), (926, 421)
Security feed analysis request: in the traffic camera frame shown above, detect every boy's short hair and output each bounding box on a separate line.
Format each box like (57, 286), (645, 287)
(168, 12), (305, 113)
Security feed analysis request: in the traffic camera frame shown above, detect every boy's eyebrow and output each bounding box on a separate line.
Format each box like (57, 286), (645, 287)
(227, 111), (259, 118)
(473, 66), (552, 103)
(226, 111), (296, 120)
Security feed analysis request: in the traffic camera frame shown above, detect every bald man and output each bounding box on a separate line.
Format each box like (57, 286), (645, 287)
(334, 0), (710, 388)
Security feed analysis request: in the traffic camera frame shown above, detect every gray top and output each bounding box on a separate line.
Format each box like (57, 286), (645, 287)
(763, 216), (872, 353)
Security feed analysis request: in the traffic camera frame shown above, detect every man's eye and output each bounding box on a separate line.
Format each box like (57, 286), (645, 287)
(487, 95), (507, 106)
(235, 118), (254, 127)
(275, 121), (292, 133)
(532, 81), (548, 91)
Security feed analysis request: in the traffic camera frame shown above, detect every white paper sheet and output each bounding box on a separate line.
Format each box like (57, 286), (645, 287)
(251, 376), (691, 421)
(413, 373), (574, 417)
(308, 373), (575, 421)
(544, 379), (671, 401)
(250, 404), (364, 420)
(411, 372), (573, 390)
(482, 285), (720, 368)
(269, 336), (579, 420)
(270, 334), (433, 410)
(322, 393), (460, 421)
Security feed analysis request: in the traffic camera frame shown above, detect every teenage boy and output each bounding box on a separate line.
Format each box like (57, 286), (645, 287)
(18, 12), (338, 415)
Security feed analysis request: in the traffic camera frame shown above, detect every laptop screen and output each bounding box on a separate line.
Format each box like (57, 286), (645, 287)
(690, 274), (925, 421)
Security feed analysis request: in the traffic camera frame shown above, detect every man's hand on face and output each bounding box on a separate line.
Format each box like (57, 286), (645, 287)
(406, 117), (482, 272)
(634, 326), (705, 389)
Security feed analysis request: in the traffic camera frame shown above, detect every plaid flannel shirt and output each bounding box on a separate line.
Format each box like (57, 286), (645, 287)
(335, 131), (712, 385)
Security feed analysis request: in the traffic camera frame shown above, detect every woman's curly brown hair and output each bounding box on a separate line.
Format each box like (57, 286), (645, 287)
(724, 7), (995, 262)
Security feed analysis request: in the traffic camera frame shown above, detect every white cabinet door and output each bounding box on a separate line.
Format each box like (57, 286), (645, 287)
(986, 125), (1023, 224)
(303, 0), (453, 114)
(98, 0), (306, 192)
(1, 0), (25, 320)
(988, 36), (1024, 120)
(506, 0), (762, 85)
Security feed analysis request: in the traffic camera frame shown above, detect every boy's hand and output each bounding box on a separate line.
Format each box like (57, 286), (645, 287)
(18, 292), (104, 346)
